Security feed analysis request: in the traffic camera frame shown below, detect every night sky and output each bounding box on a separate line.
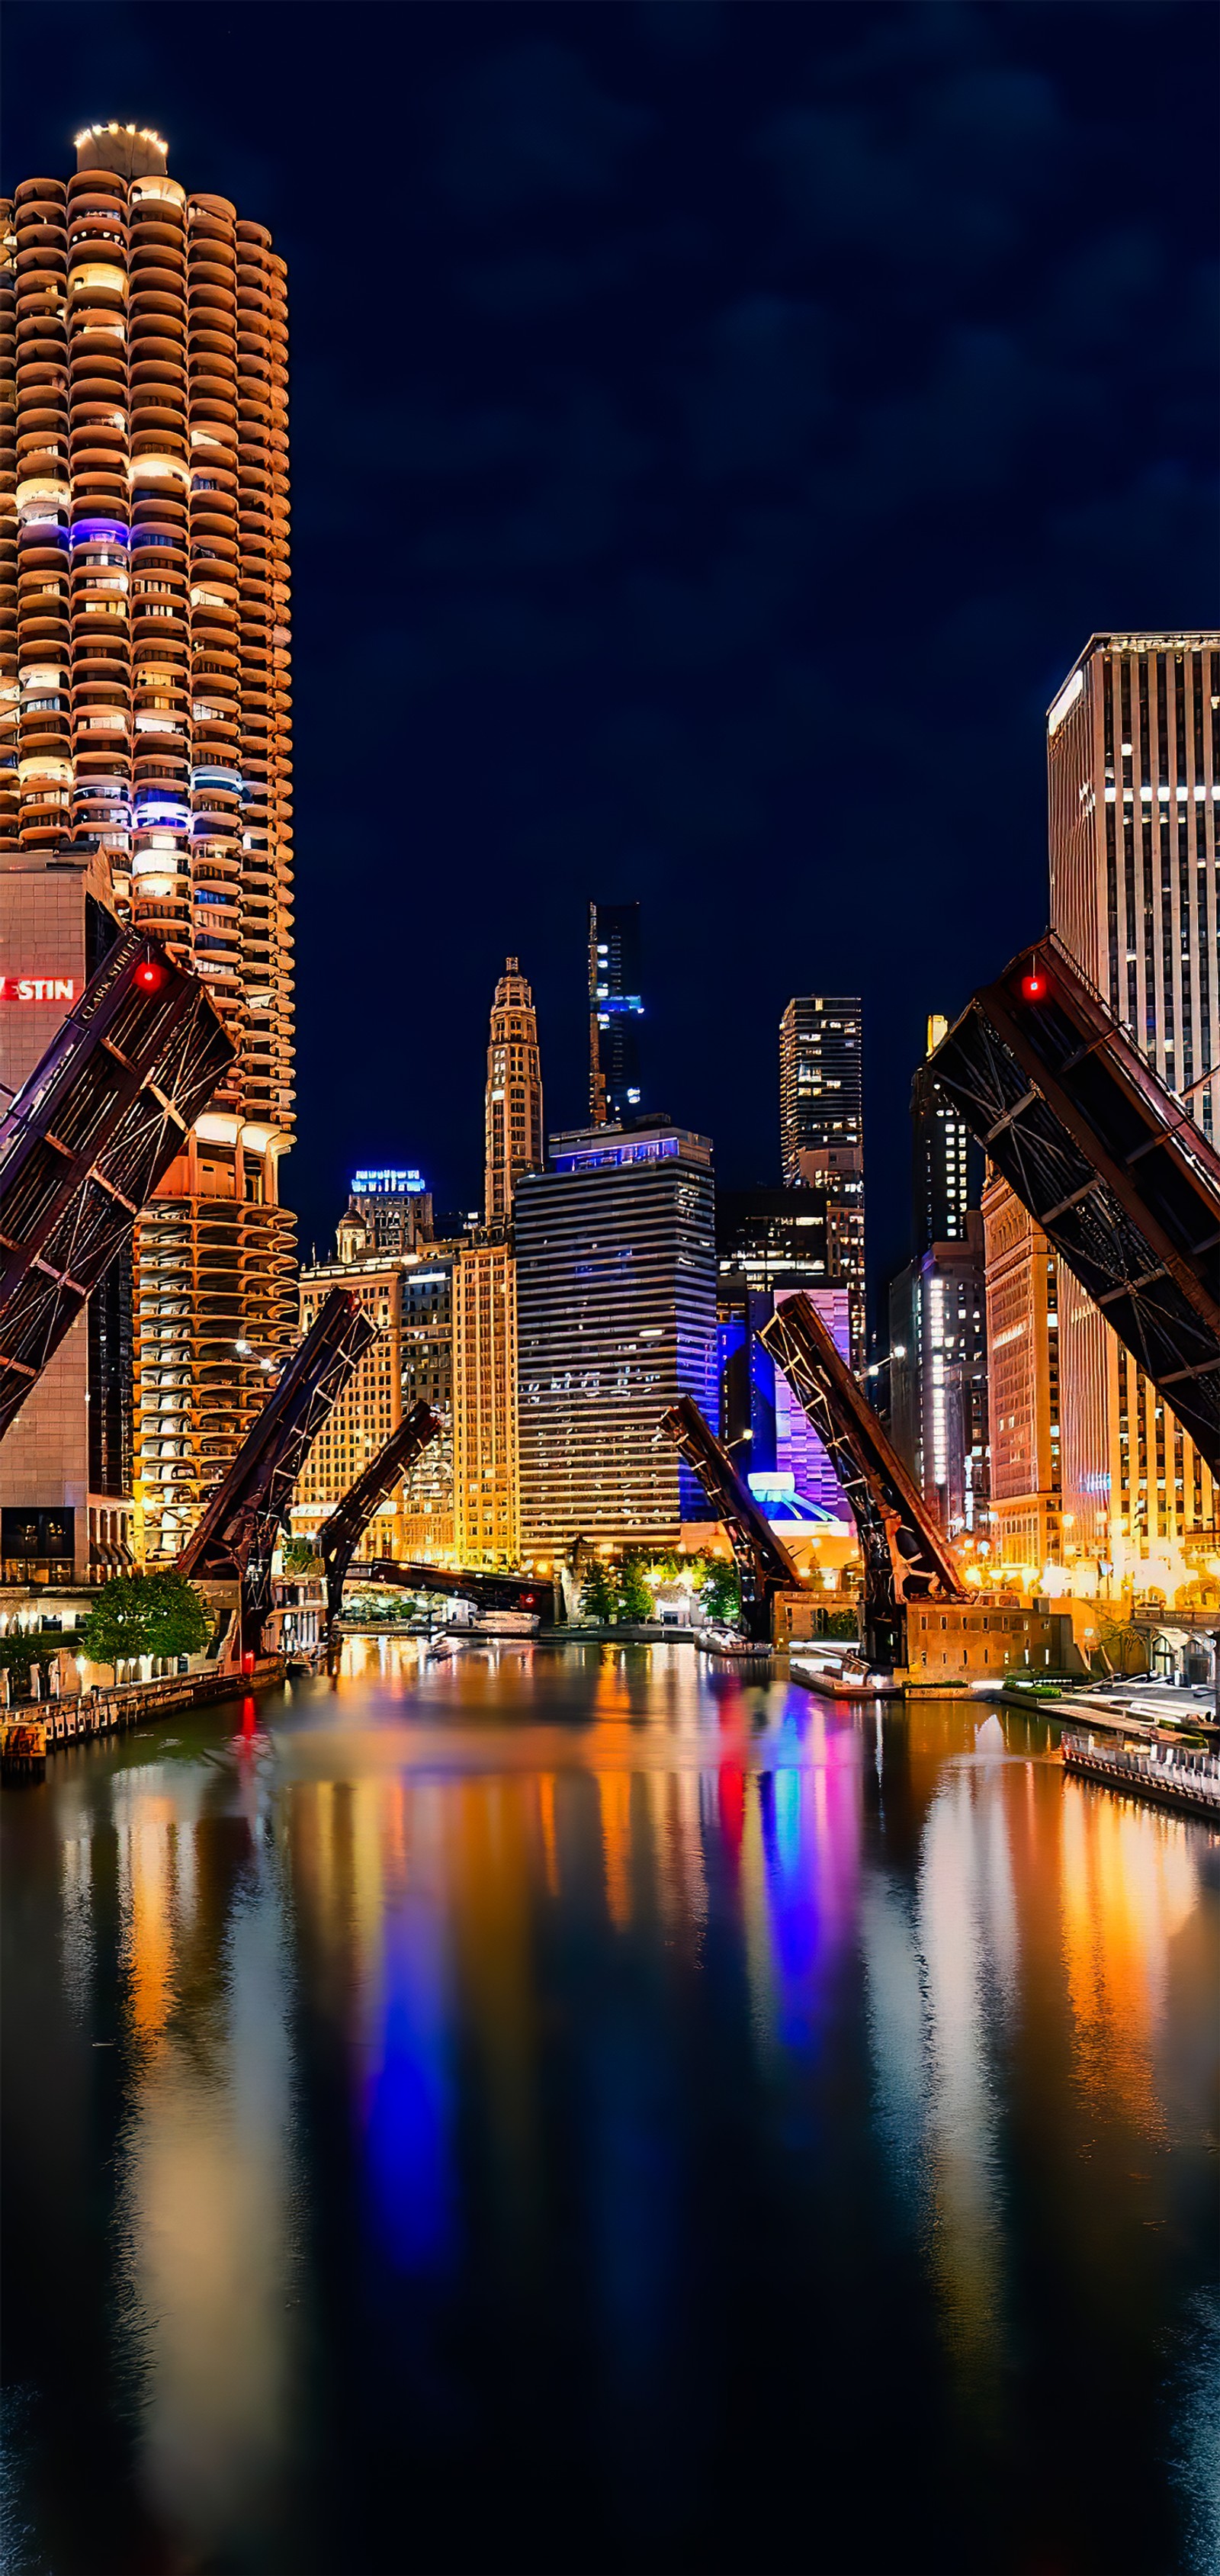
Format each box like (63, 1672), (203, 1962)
(6, 2), (1218, 1317)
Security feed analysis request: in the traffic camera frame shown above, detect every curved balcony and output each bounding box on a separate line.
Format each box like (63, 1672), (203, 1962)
(126, 451), (190, 494)
(127, 329), (186, 368)
(129, 294), (186, 335)
(127, 249), (183, 284)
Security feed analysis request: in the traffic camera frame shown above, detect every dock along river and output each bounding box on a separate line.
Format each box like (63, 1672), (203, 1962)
(2, 1640), (1216, 2575)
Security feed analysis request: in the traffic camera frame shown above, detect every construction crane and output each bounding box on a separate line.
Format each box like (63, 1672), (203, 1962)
(316, 1399), (441, 1646)
(658, 1393), (801, 1641)
(0, 929), (232, 1440)
(759, 1293), (964, 1671)
(928, 934), (1220, 1474)
(178, 1286), (378, 1656)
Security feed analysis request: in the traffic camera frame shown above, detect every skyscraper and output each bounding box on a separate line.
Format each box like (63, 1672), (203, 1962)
(452, 1235), (518, 1566)
(515, 1119), (716, 1555)
(890, 1224), (989, 1544)
(483, 956), (543, 1225)
(910, 1013), (983, 1254)
(778, 993), (865, 1367)
(1, 123), (296, 1566)
(588, 899), (644, 1125)
(1047, 633), (1218, 1580)
(982, 1173), (1061, 1572)
(890, 1014), (989, 1540)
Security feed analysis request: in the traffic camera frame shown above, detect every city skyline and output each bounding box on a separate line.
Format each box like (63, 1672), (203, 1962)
(6, 7), (1212, 1302)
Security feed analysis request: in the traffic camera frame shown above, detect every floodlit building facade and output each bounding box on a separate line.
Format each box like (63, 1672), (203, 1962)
(1, 121), (297, 1568)
(292, 1255), (406, 1567)
(779, 993), (865, 1367)
(452, 1235), (518, 1566)
(515, 1120), (716, 1556)
(292, 1233), (457, 1570)
(483, 956), (543, 1225)
(982, 1171), (1061, 1572)
(1047, 633), (1218, 1585)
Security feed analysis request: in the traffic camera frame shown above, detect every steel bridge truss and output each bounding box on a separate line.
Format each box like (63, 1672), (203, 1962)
(759, 1294), (964, 1670)
(658, 1394), (801, 1640)
(178, 1286), (378, 1649)
(316, 1400), (442, 1633)
(928, 936), (1220, 1476)
(0, 930), (233, 1441)
(355, 1559), (558, 1624)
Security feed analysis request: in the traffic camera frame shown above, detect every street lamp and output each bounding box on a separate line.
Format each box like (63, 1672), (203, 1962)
(235, 1337), (277, 1373)
(863, 1345), (905, 1381)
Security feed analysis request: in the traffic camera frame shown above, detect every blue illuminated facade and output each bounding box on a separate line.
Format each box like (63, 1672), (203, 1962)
(515, 1119), (716, 1550)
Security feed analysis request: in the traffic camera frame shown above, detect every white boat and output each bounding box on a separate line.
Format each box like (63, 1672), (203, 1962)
(696, 1627), (772, 1662)
(789, 1644), (898, 1700)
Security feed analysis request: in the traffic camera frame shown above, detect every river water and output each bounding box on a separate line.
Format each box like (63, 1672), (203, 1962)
(1, 1640), (1216, 2576)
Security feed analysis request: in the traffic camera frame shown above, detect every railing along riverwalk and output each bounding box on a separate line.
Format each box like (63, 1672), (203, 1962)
(0, 1657), (287, 1775)
(1061, 1729), (1220, 1822)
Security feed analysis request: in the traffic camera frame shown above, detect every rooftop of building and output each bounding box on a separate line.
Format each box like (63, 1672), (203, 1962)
(74, 121), (169, 178)
(542, 1114), (712, 1173)
(1049, 631), (1220, 727)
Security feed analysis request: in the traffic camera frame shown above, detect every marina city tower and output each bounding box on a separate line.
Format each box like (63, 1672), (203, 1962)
(0, 123), (295, 1566)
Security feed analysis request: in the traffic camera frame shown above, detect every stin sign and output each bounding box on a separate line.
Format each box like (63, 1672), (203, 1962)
(0, 976), (77, 1003)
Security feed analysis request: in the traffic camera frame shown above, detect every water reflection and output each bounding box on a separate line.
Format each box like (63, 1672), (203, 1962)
(2, 1644), (1215, 2576)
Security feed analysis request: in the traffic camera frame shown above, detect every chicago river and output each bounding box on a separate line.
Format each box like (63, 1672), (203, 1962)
(2, 1646), (1216, 2576)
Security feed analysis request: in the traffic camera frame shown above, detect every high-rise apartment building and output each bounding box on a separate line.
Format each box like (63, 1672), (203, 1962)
(911, 1014), (983, 1254)
(982, 1172), (1061, 1572)
(1, 123), (297, 1567)
(483, 956), (543, 1225)
(779, 993), (865, 1367)
(588, 898), (644, 1125)
(1047, 633), (1218, 1580)
(888, 1223), (989, 1543)
(515, 1119), (716, 1556)
(452, 1235), (518, 1566)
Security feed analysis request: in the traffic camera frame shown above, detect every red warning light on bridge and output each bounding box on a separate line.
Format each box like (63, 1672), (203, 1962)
(1021, 965), (1048, 1002)
(134, 959), (165, 991)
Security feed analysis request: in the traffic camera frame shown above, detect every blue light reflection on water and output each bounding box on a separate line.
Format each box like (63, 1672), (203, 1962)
(362, 1893), (456, 2276)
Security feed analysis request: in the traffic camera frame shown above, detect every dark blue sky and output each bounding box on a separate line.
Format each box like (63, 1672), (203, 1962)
(6, 2), (1218, 1310)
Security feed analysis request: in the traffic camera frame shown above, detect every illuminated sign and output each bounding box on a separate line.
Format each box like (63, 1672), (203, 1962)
(0, 975), (76, 1003)
(352, 1168), (426, 1195)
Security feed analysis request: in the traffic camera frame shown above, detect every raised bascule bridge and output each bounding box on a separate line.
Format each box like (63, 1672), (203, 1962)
(927, 935), (1220, 1478)
(0, 928), (233, 1437)
(658, 1393), (802, 1643)
(665, 934), (1220, 1682)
